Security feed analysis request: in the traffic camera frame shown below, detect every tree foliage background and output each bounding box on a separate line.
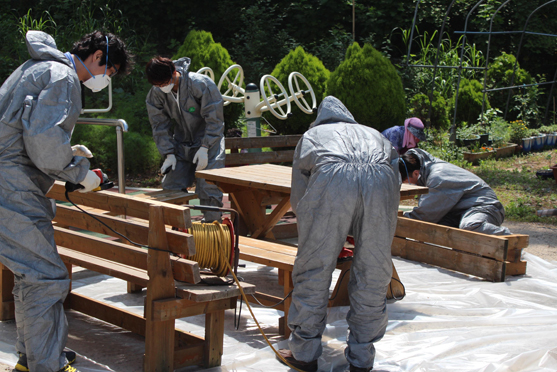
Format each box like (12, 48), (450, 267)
(2, 0), (557, 172)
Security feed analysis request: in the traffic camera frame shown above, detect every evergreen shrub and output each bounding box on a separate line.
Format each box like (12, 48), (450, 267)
(454, 78), (489, 125)
(326, 43), (406, 132)
(266, 46), (330, 135)
(173, 30), (243, 130)
(409, 92), (450, 130)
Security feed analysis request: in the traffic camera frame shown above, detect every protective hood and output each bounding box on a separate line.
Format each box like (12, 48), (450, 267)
(406, 148), (436, 186)
(174, 57), (191, 75)
(311, 96), (358, 128)
(25, 31), (71, 68)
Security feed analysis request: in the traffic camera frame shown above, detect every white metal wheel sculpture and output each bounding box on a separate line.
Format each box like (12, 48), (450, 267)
(260, 75), (291, 120)
(288, 72), (317, 114)
(196, 67), (215, 82)
(217, 64), (244, 106)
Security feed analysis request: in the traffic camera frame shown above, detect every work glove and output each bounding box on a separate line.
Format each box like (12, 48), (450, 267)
(72, 144), (93, 158)
(193, 146), (208, 170)
(78, 170), (102, 193)
(161, 154), (176, 174)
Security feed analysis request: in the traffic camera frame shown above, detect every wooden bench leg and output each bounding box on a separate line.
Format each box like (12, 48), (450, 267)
(0, 263), (15, 321)
(127, 282), (144, 293)
(281, 269), (293, 338)
(144, 206), (176, 372)
(64, 263), (73, 310)
(204, 309), (225, 368)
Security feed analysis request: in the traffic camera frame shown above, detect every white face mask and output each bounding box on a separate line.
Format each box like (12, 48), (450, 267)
(75, 36), (113, 92)
(160, 83), (174, 93)
(83, 74), (111, 92)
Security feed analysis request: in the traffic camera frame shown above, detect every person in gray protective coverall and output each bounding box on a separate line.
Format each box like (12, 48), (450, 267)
(400, 148), (511, 235)
(145, 56), (225, 222)
(277, 96), (401, 372)
(0, 31), (132, 372)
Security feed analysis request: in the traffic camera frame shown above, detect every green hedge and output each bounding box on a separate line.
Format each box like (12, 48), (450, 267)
(326, 42), (406, 132)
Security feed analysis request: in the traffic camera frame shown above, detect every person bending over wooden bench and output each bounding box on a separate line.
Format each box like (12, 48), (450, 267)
(399, 148), (511, 235)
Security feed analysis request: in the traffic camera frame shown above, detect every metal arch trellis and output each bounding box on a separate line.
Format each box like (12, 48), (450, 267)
(403, 0), (557, 141)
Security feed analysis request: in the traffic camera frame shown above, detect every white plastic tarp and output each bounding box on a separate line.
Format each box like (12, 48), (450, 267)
(1, 252), (556, 372)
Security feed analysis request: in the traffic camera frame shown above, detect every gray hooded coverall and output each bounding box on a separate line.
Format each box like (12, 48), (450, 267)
(288, 96), (401, 370)
(146, 57), (225, 222)
(403, 148), (510, 235)
(0, 31), (90, 371)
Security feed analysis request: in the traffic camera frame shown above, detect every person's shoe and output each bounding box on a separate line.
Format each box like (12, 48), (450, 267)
(58, 365), (80, 372)
(348, 364), (372, 372)
(15, 350), (77, 372)
(276, 349), (318, 372)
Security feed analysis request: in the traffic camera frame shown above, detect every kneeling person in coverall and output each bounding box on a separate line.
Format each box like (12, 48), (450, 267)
(0, 31), (132, 372)
(145, 56), (225, 222)
(278, 96), (401, 372)
(400, 149), (511, 235)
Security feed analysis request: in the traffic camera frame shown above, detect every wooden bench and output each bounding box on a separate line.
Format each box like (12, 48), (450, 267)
(392, 216), (529, 282)
(225, 135), (301, 166)
(0, 182), (254, 371)
(237, 236), (404, 337)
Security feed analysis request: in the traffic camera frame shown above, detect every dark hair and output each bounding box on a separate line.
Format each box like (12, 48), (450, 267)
(145, 56), (176, 85)
(399, 152), (421, 182)
(70, 30), (134, 76)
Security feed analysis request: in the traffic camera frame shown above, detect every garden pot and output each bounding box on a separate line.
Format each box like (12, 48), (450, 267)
(495, 143), (518, 159)
(463, 150), (495, 165)
(547, 133), (557, 147)
(551, 164), (557, 184)
(461, 135), (480, 148)
(479, 134), (489, 146)
(532, 135), (545, 151)
(521, 137), (533, 153)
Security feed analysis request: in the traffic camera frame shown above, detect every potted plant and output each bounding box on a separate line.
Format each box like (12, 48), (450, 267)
(456, 123), (481, 148)
(539, 125), (557, 147)
(509, 120), (530, 153)
(462, 143), (496, 164)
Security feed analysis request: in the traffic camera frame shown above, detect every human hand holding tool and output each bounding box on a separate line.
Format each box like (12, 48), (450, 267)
(71, 144), (93, 158)
(161, 154), (176, 175)
(65, 169), (113, 193)
(193, 146), (208, 170)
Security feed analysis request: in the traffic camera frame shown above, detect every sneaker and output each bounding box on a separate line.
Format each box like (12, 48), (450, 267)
(15, 350), (77, 372)
(58, 366), (80, 372)
(276, 349), (318, 372)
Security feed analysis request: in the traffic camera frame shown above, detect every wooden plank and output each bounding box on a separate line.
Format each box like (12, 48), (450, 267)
(145, 205), (176, 372)
(392, 236), (506, 282)
(204, 310), (225, 368)
(175, 282), (255, 302)
(396, 217), (509, 261)
(238, 246), (295, 271)
(47, 181), (192, 229)
(506, 260), (527, 276)
(239, 236), (298, 256)
(271, 223), (298, 240)
(225, 151), (295, 166)
(506, 235), (530, 262)
(152, 297), (236, 322)
(196, 165), (292, 194)
(225, 135), (302, 150)
(54, 204), (196, 257)
(57, 247), (150, 286)
(54, 227), (201, 284)
(400, 183), (429, 200)
(69, 292), (146, 335)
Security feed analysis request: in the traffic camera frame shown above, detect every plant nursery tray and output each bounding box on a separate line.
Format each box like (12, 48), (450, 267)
(495, 143), (517, 159)
(463, 150), (496, 164)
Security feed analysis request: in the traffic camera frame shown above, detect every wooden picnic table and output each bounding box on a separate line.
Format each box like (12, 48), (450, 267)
(196, 164), (428, 239)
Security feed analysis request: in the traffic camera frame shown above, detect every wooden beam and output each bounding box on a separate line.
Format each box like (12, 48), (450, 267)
(54, 227), (200, 284)
(54, 204), (196, 257)
(145, 205), (177, 372)
(396, 217), (509, 261)
(225, 151), (295, 166)
(392, 236), (506, 282)
(204, 310), (225, 368)
(251, 197), (292, 239)
(47, 181), (191, 229)
(151, 297), (236, 321)
(506, 260), (527, 276)
(225, 135), (302, 150)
